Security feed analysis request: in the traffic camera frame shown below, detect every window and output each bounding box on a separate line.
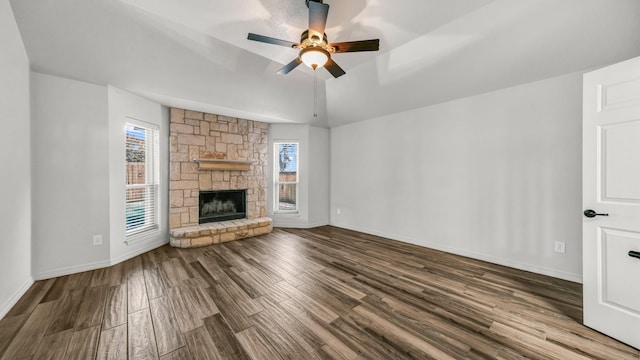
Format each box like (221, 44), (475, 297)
(125, 121), (159, 237)
(274, 142), (299, 213)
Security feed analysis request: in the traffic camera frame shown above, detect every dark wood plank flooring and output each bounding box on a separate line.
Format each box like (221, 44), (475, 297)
(1, 226), (638, 359)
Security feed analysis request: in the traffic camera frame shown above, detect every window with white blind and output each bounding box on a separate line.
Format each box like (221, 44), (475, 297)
(125, 121), (159, 238)
(274, 142), (299, 213)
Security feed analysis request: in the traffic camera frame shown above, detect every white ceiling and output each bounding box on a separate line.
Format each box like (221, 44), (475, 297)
(9, 0), (640, 127)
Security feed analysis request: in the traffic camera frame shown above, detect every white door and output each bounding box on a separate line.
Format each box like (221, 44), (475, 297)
(583, 56), (640, 349)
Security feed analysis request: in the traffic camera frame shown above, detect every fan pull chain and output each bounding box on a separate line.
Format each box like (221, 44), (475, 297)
(313, 70), (318, 118)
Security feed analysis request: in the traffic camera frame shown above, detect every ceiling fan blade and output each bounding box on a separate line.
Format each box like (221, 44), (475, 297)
(277, 58), (303, 75)
(247, 33), (299, 48)
(308, 1), (329, 37)
(330, 39), (380, 53)
(324, 58), (346, 78)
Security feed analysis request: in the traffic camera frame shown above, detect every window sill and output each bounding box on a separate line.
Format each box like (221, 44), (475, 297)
(125, 227), (160, 246)
(273, 212), (300, 217)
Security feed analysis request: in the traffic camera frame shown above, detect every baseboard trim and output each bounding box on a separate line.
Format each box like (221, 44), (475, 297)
(32, 239), (169, 281)
(110, 238), (169, 266)
(274, 221), (329, 229)
(332, 223), (583, 283)
(33, 259), (112, 281)
(0, 277), (34, 319)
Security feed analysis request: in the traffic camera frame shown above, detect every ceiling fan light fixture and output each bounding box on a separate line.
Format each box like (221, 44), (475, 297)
(300, 47), (329, 69)
(246, 0), (378, 78)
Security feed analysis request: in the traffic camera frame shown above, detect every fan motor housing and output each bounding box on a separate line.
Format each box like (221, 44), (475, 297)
(300, 30), (332, 52)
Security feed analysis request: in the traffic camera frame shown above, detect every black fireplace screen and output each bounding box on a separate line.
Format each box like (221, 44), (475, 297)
(199, 189), (247, 224)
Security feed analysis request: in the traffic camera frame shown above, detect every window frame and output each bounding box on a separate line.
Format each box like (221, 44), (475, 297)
(274, 141), (299, 214)
(125, 118), (160, 239)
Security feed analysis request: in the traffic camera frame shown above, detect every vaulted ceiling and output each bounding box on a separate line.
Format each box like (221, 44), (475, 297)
(10, 0), (640, 127)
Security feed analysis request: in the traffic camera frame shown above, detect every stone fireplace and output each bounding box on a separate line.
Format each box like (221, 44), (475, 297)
(169, 108), (272, 248)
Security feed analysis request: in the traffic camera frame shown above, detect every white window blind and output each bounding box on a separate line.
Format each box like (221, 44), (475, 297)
(125, 122), (159, 237)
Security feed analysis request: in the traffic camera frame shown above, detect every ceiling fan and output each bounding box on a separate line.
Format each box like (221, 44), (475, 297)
(247, 0), (380, 78)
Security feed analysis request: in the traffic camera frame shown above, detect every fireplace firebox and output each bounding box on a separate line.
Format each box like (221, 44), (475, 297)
(199, 189), (247, 224)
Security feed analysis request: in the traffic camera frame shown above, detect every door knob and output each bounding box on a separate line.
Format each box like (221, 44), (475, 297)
(629, 251), (640, 260)
(583, 209), (609, 218)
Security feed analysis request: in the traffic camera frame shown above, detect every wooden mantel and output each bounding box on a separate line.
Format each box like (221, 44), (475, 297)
(193, 158), (254, 171)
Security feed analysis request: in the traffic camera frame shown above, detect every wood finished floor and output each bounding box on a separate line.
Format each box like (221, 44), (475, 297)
(1, 226), (638, 360)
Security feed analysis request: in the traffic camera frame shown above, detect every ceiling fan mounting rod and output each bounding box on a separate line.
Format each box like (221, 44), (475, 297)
(305, 0), (323, 8)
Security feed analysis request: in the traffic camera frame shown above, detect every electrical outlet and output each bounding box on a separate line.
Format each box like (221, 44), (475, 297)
(93, 234), (103, 246)
(336, 208), (341, 215)
(554, 241), (565, 253)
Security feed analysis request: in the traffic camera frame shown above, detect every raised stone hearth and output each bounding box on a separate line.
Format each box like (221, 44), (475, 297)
(169, 108), (271, 248)
(170, 217), (272, 248)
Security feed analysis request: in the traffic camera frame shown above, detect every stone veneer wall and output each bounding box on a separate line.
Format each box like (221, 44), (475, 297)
(169, 108), (268, 230)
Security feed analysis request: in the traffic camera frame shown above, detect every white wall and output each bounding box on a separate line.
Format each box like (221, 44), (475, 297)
(108, 86), (169, 263)
(29, 76), (169, 279)
(31, 73), (111, 279)
(0, 0), (33, 318)
(268, 124), (330, 228)
(331, 72), (583, 282)
(308, 126), (330, 227)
